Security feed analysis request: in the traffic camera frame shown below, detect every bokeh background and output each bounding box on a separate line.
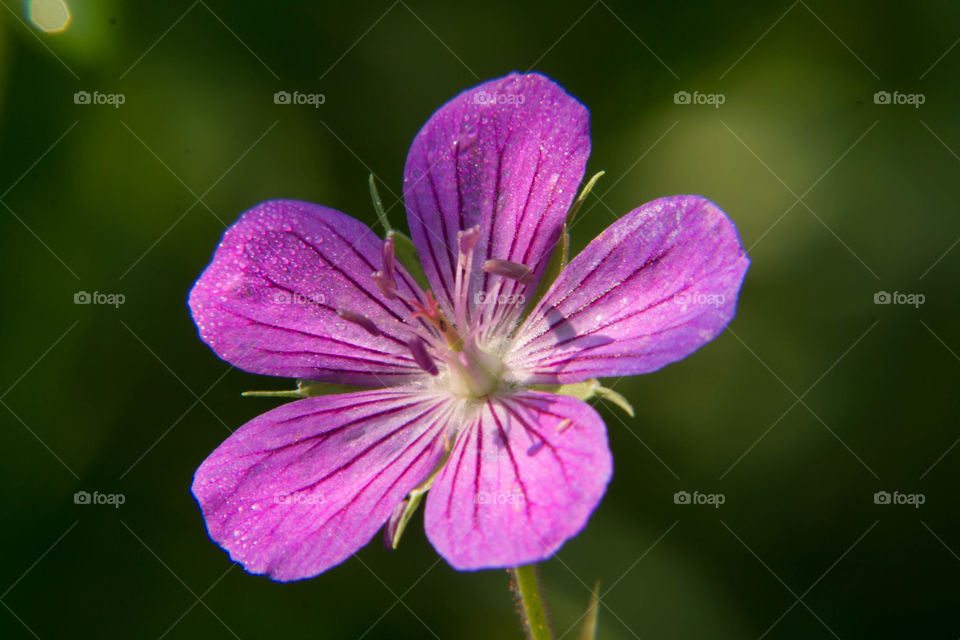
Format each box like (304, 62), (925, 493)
(1, 0), (958, 638)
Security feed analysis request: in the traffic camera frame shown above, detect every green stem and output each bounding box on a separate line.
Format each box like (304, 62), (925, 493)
(510, 564), (553, 640)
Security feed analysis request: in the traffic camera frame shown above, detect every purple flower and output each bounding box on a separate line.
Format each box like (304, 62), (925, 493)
(188, 72), (749, 581)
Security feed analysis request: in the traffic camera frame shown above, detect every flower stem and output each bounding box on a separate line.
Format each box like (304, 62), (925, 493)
(510, 564), (552, 640)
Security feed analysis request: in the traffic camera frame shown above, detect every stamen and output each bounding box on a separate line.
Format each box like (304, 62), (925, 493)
(483, 259), (534, 284)
(336, 309), (382, 337)
(382, 236), (396, 276)
(454, 226), (481, 331)
(458, 227), (480, 255)
(407, 337), (439, 376)
(372, 271), (398, 299)
(371, 237), (398, 299)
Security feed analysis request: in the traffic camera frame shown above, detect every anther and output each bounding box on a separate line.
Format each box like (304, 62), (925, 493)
(336, 309), (382, 337)
(372, 271), (398, 299)
(482, 259), (534, 284)
(381, 236), (396, 277)
(407, 337), (439, 376)
(458, 226), (480, 256)
(372, 237), (399, 299)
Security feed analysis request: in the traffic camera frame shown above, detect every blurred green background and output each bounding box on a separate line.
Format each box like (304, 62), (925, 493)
(1, 0), (958, 638)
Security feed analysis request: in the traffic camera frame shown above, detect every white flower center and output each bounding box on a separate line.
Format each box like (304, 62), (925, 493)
(444, 338), (504, 399)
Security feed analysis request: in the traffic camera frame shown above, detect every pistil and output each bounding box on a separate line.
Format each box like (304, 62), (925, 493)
(410, 290), (462, 349)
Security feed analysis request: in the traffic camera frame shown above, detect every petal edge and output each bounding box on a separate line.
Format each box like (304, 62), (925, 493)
(189, 200), (430, 387)
(507, 195), (749, 384)
(403, 72), (591, 329)
(424, 391), (611, 570)
(192, 388), (452, 581)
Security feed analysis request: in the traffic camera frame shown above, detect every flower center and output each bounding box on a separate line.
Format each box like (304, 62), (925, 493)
(336, 228), (534, 399)
(444, 336), (504, 398)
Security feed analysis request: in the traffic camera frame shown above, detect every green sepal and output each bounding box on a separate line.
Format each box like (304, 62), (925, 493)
(368, 173), (391, 234)
(593, 384), (635, 418)
(389, 436), (453, 549)
(240, 389), (304, 399)
(368, 174), (431, 292)
(533, 379), (596, 400)
(388, 229), (430, 291)
(388, 490), (426, 550)
(566, 169), (605, 225)
(534, 378), (635, 418)
(242, 379), (370, 399)
(527, 221), (569, 316)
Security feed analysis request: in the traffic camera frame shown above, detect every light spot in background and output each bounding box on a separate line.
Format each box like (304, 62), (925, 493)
(28, 0), (71, 33)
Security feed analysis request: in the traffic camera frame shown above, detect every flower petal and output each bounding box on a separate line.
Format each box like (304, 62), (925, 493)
(507, 195), (749, 384)
(191, 388), (452, 581)
(403, 72), (590, 328)
(424, 391), (611, 570)
(188, 200), (431, 387)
